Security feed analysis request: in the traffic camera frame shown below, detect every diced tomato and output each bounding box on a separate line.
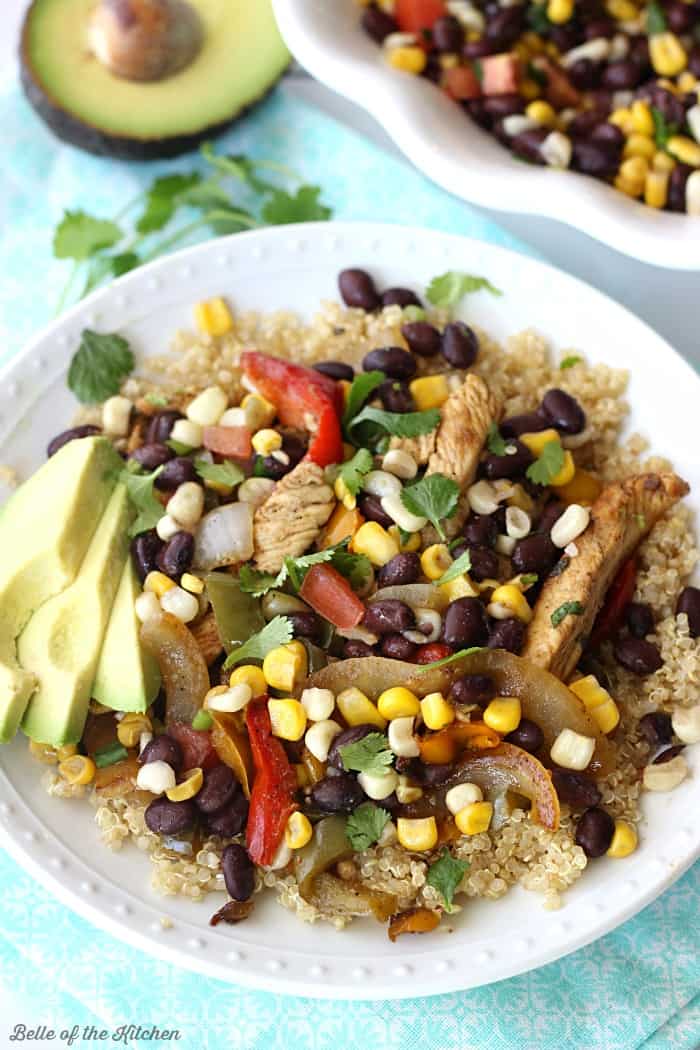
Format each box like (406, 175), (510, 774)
(167, 723), (219, 771)
(415, 642), (453, 665)
(299, 563), (366, 630)
(590, 557), (638, 649)
(481, 54), (521, 96)
(443, 64), (482, 101)
(395, 0), (447, 33)
(202, 425), (252, 460)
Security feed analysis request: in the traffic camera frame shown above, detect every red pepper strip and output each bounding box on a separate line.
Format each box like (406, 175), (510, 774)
(241, 351), (344, 467)
(415, 642), (453, 665)
(299, 563), (366, 630)
(394, 0), (447, 33)
(589, 556), (637, 649)
(245, 697), (298, 866)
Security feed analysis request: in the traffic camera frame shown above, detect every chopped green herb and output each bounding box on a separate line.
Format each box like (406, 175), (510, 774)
(527, 5), (551, 33)
(223, 616), (294, 669)
(53, 211), (122, 261)
(437, 549), (472, 585)
(121, 465), (165, 538)
(339, 448), (374, 498)
(261, 185), (332, 225)
(426, 848), (470, 912)
(415, 646), (485, 671)
(551, 600), (584, 628)
(67, 329), (134, 404)
(238, 564), (281, 598)
(486, 422), (508, 456)
(550, 556), (570, 577)
(403, 305), (427, 322)
(346, 803), (391, 851)
(342, 370), (386, 431)
(526, 439), (565, 487)
(398, 527), (414, 547)
(339, 732), (393, 777)
(194, 458), (244, 489)
(94, 742), (129, 769)
(144, 392), (169, 407)
(526, 60), (548, 87)
(347, 406), (440, 449)
(401, 473), (459, 541)
(473, 58), (484, 84)
(646, 1), (667, 35)
(651, 106), (678, 149)
(192, 710), (214, 731)
(136, 173), (202, 234)
(560, 355), (582, 370)
(426, 271), (503, 309)
(520, 573), (539, 587)
(331, 548), (373, 593)
(166, 438), (195, 456)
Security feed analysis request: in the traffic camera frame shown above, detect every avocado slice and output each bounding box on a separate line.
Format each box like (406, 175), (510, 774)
(20, 0), (290, 160)
(19, 483), (132, 746)
(0, 436), (121, 743)
(92, 559), (161, 714)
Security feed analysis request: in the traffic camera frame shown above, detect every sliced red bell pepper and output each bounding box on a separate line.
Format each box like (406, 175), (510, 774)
(245, 697), (299, 866)
(241, 351), (344, 467)
(589, 556), (638, 649)
(299, 563), (366, 630)
(395, 0), (447, 33)
(167, 723), (219, 772)
(415, 642), (453, 665)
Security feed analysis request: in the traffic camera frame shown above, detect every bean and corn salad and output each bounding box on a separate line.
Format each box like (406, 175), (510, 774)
(20, 268), (700, 940)
(358, 0), (700, 213)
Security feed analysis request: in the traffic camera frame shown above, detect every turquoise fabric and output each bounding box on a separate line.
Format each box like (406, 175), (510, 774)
(0, 75), (698, 1050)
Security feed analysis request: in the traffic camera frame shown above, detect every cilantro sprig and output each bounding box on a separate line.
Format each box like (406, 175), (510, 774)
(238, 540), (372, 598)
(346, 803), (391, 851)
(436, 548), (472, 586)
(67, 329), (134, 404)
(486, 422), (508, 456)
(222, 616), (294, 669)
(526, 439), (565, 487)
(338, 448), (374, 498)
(560, 355), (582, 371)
(346, 406), (440, 449)
(120, 463), (164, 538)
(426, 849), (470, 912)
(415, 646), (485, 671)
(342, 371), (386, 431)
(401, 473), (460, 541)
(426, 271), (502, 309)
(339, 732), (393, 777)
(194, 458), (244, 489)
(551, 601), (584, 628)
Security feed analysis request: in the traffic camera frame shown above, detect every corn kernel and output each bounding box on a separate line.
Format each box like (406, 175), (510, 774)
(144, 571), (176, 598)
(547, 0), (574, 23)
(387, 45), (427, 74)
(606, 0), (637, 19)
(166, 767), (204, 802)
(488, 584), (533, 624)
(620, 155), (649, 182)
(388, 525), (421, 552)
(396, 816), (438, 851)
(240, 392), (276, 430)
(334, 475), (356, 511)
(609, 107), (633, 132)
(409, 374), (450, 411)
(251, 428), (282, 455)
(445, 782), (483, 814)
(519, 428), (561, 457)
(350, 521), (400, 566)
(229, 664), (267, 697)
(180, 572), (204, 595)
(420, 692), (455, 731)
(649, 33), (687, 77)
(58, 754), (96, 786)
(520, 77), (543, 101)
(117, 712), (153, 749)
(455, 800), (494, 835)
(285, 810), (313, 850)
(263, 640), (308, 693)
(569, 675), (620, 734)
(606, 818), (638, 858)
(483, 696), (522, 734)
(666, 135), (700, 167)
(268, 698), (307, 741)
(28, 740), (59, 764)
(652, 150), (676, 173)
(554, 469), (602, 507)
(630, 100), (654, 137)
(194, 297), (234, 337)
(420, 544), (452, 581)
(337, 687), (387, 729)
(439, 574), (480, 602)
(677, 71), (697, 93)
(614, 174), (645, 198)
(396, 775), (423, 804)
(550, 728), (596, 770)
(526, 100), (558, 126)
(623, 133), (656, 161)
(377, 686), (421, 721)
(549, 450), (576, 487)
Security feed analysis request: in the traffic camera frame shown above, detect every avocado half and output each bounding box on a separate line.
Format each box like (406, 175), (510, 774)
(20, 0), (291, 160)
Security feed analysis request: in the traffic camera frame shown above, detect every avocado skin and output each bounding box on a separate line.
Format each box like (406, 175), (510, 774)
(19, 9), (289, 161)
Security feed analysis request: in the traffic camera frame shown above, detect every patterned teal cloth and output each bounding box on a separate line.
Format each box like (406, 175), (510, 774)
(0, 75), (698, 1050)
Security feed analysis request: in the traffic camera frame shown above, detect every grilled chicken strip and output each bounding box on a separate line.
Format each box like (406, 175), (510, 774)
(522, 472), (689, 679)
(253, 459), (335, 574)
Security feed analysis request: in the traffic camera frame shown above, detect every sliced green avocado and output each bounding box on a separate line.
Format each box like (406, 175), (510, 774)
(19, 483), (132, 746)
(92, 560), (161, 714)
(0, 436), (121, 743)
(20, 0), (290, 160)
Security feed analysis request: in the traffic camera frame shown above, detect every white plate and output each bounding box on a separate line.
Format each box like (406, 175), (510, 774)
(0, 223), (698, 999)
(274, 0), (700, 271)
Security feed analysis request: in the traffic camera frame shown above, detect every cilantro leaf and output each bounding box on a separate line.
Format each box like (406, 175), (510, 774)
(415, 646), (485, 671)
(284, 548), (336, 591)
(331, 548), (373, 593)
(342, 370), (386, 429)
(346, 803), (390, 851)
(347, 406), (440, 449)
(527, 5), (551, 32)
(426, 271), (502, 309)
(520, 573), (539, 588)
(339, 448), (374, 498)
(486, 422), (508, 456)
(646, 0), (667, 35)
(426, 849), (470, 912)
(67, 329), (134, 404)
(401, 473), (459, 541)
(560, 355), (582, 370)
(651, 106), (678, 149)
(261, 186), (332, 225)
(53, 210), (122, 261)
(223, 616), (294, 669)
(136, 174), (202, 234)
(550, 600), (584, 628)
(526, 439), (565, 487)
(436, 549), (472, 585)
(238, 564), (281, 598)
(167, 438), (195, 455)
(121, 465), (164, 537)
(200, 145), (280, 195)
(194, 458), (244, 489)
(339, 732), (394, 777)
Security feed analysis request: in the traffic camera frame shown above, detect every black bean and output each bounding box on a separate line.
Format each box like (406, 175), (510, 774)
(571, 139), (619, 177)
(313, 361), (354, 382)
(417, 763), (455, 786)
(485, 6), (525, 48)
(575, 806), (614, 858)
(144, 797), (197, 836)
(157, 531), (194, 578)
(482, 93), (525, 118)
(206, 793), (249, 838)
(361, 5), (398, 43)
(568, 109), (604, 139)
(155, 456), (196, 490)
(328, 725), (377, 770)
(540, 388), (586, 434)
(282, 432), (308, 468)
(689, 45), (700, 79)
(139, 733), (183, 773)
(512, 534), (559, 576)
(638, 711), (673, 746)
(381, 287), (422, 309)
(343, 639), (375, 659)
(584, 17), (615, 38)
(358, 492), (395, 529)
(465, 545), (499, 581)
(676, 586), (700, 637)
(625, 602), (654, 639)
(511, 127), (548, 164)
(614, 637), (663, 676)
(590, 122), (624, 150)
(363, 599), (415, 635)
(536, 501), (566, 535)
(432, 14), (464, 51)
(482, 440), (534, 480)
(339, 268), (380, 311)
(363, 346), (416, 380)
(639, 85), (687, 128)
(505, 718), (544, 753)
(442, 597), (490, 649)
(601, 59), (641, 90)
(129, 442), (173, 471)
(463, 40), (493, 60)
(488, 617), (526, 654)
(462, 514), (499, 548)
(287, 611), (322, 641)
(401, 321), (442, 357)
(377, 552), (421, 588)
(500, 413), (549, 439)
(222, 843), (255, 901)
(195, 764), (240, 814)
(441, 322), (478, 368)
(551, 768), (602, 808)
(130, 530), (163, 583)
(377, 379), (415, 413)
(310, 773), (365, 813)
(380, 633), (418, 660)
(668, 164), (691, 213)
(549, 22), (583, 52)
(653, 744), (685, 764)
(146, 410), (182, 445)
(666, 1), (693, 31)
(450, 673), (495, 707)
(257, 454), (287, 481)
(47, 424), (101, 458)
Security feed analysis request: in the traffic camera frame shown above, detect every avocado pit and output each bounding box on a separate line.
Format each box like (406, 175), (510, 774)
(88, 0), (203, 82)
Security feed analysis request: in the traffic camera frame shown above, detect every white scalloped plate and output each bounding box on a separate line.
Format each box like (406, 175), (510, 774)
(0, 223), (698, 998)
(273, 0), (700, 270)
